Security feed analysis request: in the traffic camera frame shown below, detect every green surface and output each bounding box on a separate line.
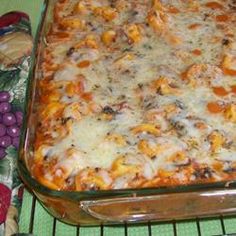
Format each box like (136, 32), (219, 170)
(1, 1), (236, 235)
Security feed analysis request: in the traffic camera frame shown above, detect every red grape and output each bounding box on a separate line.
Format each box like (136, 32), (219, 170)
(0, 136), (11, 147)
(0, 91), (23, 150)
(7, 125), (20, 137)
(0, 102), (11, 113)
(2, 112), (16, 126)
(0, 91), (10, 102)
(0, 124), (6, 137)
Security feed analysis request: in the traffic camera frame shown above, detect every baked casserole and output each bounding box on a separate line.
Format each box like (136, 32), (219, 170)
(29, 0), (236, 192)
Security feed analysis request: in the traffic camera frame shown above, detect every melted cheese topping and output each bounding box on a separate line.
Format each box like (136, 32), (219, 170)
(32, 0), (236, 191)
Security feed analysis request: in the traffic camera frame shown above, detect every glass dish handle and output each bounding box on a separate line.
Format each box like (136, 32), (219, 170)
(80, 189), (236, 222)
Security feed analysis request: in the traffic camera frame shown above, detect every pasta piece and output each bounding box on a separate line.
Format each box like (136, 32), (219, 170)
(131, 124), (161, 136)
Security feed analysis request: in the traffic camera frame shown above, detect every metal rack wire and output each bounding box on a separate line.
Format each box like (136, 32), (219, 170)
(19, 191), (236, 236)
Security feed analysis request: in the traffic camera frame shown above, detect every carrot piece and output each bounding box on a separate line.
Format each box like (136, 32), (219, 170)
(212, 86), (229, 96)
(52, 31), (71, 38)
(207, 102), (225, 113)
(81, 92), (93, 101)
(231, 85), (236, 94)
(192, 49), (202, 55)
(180, 70), (188, 81)
(77, 60), (91, 68)
(167, 6), (180, 14)
(188, 23), (201, 30)
(205, 2), (224, 9)
(215, 15), (229, 22)
(223, 68), (236, 76)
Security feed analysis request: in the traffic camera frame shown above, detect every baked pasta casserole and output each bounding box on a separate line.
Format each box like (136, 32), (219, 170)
(30, 0), (236, 191)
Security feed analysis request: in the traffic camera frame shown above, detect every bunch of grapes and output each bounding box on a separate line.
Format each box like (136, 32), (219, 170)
(0, 91), (23, 159)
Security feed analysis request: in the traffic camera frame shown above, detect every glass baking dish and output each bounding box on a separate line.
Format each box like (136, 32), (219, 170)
(18, 0), (236, 226)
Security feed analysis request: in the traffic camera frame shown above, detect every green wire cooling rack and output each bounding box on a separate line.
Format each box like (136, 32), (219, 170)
(19, 190), (236, 236)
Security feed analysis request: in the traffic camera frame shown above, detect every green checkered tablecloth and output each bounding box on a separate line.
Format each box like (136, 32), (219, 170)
(1, 1), (236, 235)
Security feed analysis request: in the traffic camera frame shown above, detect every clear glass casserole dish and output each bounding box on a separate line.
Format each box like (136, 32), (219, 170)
(18, 0), (236, 225)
